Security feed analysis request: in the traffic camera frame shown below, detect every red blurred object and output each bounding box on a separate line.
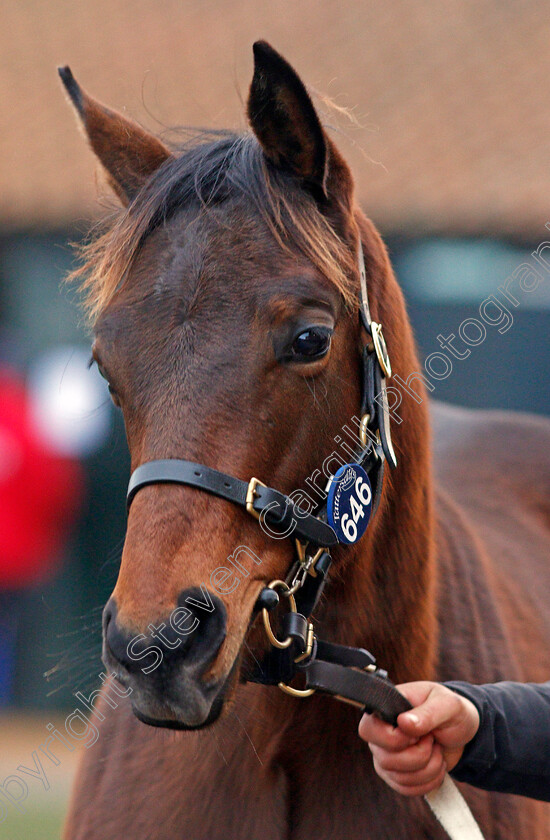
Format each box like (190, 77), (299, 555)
(0, 367), (84, 588)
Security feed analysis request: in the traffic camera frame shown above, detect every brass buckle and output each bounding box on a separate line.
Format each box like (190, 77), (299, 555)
(246, 476), (266, 521)
(359, 413), (380, 456)
(370, 321), (392, 379)
(359, 413), (371, 447)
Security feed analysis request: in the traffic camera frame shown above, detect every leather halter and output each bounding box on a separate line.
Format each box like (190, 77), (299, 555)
(126, 241), (401, 714)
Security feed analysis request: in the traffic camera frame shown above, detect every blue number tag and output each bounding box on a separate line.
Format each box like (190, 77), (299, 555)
(326, 463), (372, 545)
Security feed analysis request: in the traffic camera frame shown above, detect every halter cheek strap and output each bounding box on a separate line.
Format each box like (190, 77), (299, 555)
(358, 243), (397, 469)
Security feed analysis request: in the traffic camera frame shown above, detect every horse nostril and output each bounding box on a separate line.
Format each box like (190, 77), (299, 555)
(175, 588), (227, 666)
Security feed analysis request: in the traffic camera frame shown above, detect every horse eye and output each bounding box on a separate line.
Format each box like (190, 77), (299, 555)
(291, 326), (332, 360)
(93, 361), (120, 406)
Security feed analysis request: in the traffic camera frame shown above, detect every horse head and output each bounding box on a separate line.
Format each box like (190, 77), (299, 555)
(60, 42), (433, 730)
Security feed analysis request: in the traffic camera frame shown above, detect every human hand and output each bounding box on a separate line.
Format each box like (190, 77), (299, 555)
(358, 681), (480, 796)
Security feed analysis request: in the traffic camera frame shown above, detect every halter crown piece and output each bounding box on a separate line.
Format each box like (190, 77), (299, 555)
(125, 245), (485, 840)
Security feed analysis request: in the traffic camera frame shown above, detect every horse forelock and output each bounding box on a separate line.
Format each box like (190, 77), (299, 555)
(69, 130), (358, 322)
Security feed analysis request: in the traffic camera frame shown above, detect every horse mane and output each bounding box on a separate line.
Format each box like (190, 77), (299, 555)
(70, 130), (358, 322)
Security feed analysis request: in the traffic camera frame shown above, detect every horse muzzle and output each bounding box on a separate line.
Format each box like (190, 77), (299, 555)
(101, 590), (232, 729)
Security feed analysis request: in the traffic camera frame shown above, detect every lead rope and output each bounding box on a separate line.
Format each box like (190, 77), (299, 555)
(256, 579), (485, 840)
(426, 777), (485, 840)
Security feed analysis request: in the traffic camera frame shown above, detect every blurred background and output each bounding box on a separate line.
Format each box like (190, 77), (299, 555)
(1, 1), (549, 836)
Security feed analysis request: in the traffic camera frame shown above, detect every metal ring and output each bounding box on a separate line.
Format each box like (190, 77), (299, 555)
(278, 682), (316, 698)
(261, 580), (297, 649)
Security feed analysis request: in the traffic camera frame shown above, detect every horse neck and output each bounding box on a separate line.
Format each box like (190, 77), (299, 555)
(315, 214), (438, 684)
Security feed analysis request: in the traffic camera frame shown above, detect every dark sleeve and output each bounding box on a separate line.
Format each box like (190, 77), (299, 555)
(443, 680), (550, 802)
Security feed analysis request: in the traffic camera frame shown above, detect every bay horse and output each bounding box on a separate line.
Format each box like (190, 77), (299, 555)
(59, 41), (550, 839)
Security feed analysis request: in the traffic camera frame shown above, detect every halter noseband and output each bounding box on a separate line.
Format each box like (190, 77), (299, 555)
(128, 458), (339, 547)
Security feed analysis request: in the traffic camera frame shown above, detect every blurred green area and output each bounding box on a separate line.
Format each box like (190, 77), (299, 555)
(3, 799), (65, 840)
(0, 713), (83, 840)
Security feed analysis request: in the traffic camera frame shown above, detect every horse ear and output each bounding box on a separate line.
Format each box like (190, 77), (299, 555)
(58, 66), (171, 205)
(248, 41), (328, 199)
